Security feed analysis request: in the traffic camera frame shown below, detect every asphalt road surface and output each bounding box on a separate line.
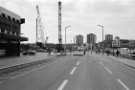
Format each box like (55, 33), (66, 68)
(0, 52), (135, 90)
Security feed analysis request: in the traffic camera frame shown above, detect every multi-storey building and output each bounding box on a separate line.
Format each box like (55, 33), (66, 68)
(0, 7), (28, 56)
(105, 34), (113, 41)
(75, 34), (83, 46)
(87, 33), (96, 44)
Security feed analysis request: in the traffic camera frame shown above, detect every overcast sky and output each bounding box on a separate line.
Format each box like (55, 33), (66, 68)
(0, 0), (135, 43)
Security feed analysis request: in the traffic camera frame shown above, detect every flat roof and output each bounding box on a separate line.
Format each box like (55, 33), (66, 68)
(0, 6), (21, 20)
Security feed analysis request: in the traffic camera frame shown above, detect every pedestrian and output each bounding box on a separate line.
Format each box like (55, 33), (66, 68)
(106, 50), (110, 56)
(116, 50), (120, 57)
(83, 49), (86, 55)
(48, 48), (51, 55)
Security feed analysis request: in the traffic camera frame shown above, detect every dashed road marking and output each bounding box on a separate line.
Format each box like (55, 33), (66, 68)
(58, 79), (68, 90)
(76, 61), (80, 66)
(117, 79), (130, 90)
(104, 67), (112, 74)
(70, 67), (77, 75)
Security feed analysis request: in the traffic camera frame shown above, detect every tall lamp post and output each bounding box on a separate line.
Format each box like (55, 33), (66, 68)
(65, 25), (71, 54)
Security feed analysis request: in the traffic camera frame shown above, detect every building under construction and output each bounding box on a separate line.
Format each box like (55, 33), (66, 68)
(0, 7), (28, 56)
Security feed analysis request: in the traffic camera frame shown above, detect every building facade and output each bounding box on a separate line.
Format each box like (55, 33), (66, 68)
(105, 34), (113, 41)
(75, 34), (83, 46)
(87, 33), (96, 44)
(0, 7), (27, 56)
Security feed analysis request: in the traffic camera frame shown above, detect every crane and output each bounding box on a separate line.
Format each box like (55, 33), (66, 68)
(36, 5), (45, 45)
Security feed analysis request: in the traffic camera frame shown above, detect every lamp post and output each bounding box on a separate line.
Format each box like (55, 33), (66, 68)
(65, 25), (71, 54)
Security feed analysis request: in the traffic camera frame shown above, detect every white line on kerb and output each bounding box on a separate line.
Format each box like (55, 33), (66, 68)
(58, 79), (68, 90)
(10, 64), (47, 79)
(70, 67), (77, 75)
(104, 67), (112, 74)
(76, 61), (80, 66)
(117, 79), (130, 90)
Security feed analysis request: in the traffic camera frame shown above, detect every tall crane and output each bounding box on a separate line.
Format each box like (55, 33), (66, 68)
(36, 5), (45, 45)
(58, 1), (62, 44)
(57, 1), (63, 52)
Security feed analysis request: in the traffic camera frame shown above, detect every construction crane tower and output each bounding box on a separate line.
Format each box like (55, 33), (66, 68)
(36, 5), (45, 46)
(57, 1), (63, 52)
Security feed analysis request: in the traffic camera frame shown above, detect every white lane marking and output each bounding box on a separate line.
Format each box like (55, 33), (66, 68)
(58, 79), (68, 90)
(70, 67), (77, 75)
(117, 79), (130, 90)
(76, 61), (80, 66)
(99, 62), (104, 66)
(10, 64), (47, 79)
(104, 67), (112, 74)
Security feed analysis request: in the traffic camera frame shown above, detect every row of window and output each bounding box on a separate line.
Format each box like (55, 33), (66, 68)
(0, 28), (18, 36)
(0, 21), (20, 33)
(0, 13), (20, 24)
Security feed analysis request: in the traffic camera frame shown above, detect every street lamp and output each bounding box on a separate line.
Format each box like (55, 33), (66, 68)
(65, 25), (71, 53)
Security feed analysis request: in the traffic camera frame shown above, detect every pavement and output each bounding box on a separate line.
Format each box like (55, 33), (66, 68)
(0, 52), (55, 69)
(1, 53), (135, 90)
(96, 53), (135, 69)
(109, 55), (135, 68)
(1, 51), (135, 70)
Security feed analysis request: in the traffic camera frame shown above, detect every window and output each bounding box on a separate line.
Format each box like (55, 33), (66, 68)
(2, 13), (5, 17)
(4, 29), (7, 34)
(17, 20), (19, 23)
(14, 32), (17, 36)
(13, 18), (15, 22)
(8, 16), (11, 21)
(9, 31), (12, 35)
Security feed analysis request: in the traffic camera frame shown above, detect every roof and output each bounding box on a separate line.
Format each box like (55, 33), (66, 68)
(0, 6), (20, 20)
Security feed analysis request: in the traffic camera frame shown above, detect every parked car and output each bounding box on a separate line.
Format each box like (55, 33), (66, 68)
(22, 50), (36, 55)
(129, 52), (135, 57)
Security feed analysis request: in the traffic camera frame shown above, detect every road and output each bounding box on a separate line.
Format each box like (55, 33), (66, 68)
(0, 52), (135, 90)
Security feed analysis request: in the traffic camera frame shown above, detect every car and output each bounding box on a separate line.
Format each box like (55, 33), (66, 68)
(129, 52), (135, 57)
(22, 50), (36, 55)
(36, 49), (47, 52)
(73, 51), (84, 56)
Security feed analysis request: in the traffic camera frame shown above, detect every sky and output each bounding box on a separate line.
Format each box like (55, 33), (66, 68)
(0, 0), (135, 43)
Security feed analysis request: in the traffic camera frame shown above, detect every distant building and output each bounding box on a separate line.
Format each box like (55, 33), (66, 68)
(129, 40), (135, 49)
(87, 33), (96, 44)
(120, 39), (129, 48)
(0, 6), (28, 56)
(115, 36), (120, 40)
(105, 34), (113, 41)
(86, 33), (96, 49)
(75, 34), (83, 46)
(112, 36), (120, 48)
